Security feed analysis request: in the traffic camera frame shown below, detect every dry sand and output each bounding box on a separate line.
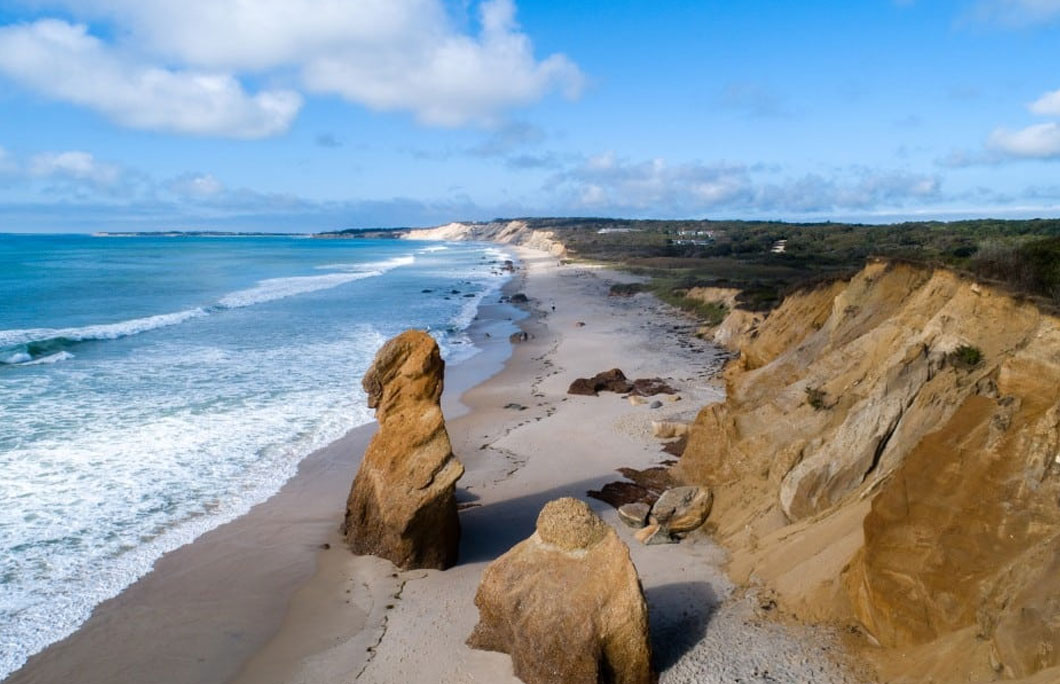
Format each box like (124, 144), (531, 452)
(5, 246), (867, 684)
(232, 247), (868, 684)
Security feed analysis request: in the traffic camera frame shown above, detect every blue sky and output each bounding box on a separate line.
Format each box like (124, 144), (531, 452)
(1, 0), (1060, 231)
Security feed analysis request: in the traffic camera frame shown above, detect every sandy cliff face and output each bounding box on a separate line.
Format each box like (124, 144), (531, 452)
(404, 220), (567, 257)
(674, 261), (1060, 682)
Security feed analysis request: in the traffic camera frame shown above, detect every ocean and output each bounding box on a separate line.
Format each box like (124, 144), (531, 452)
(0, 234), (512, 678)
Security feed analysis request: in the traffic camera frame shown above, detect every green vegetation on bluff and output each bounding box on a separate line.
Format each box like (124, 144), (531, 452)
(513, 217), (1060, 312)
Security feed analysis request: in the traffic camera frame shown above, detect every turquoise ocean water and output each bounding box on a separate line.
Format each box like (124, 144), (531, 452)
(0, 234), (511, 678)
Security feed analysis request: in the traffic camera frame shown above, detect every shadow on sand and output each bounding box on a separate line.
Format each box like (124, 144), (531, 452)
(456, 477), (610, 564)
(646, 581), (718, 670)
(456, 480), (720, 671)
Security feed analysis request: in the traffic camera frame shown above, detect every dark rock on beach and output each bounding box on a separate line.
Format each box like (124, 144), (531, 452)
(567, 368), (634, 396)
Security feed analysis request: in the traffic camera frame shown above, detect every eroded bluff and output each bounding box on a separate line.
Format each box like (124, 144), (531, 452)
(677, 261), (1060, 682)
(342, 330), (464, 570)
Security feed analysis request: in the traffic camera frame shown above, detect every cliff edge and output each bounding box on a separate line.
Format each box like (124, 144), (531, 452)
(675, 260), (1060, 683)
(403, 220), (567, 257)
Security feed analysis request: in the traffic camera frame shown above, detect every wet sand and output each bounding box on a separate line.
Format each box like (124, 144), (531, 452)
(4, 275), (522, 684)
(7, 246), (866, 684)
(230, 247), (866, 683)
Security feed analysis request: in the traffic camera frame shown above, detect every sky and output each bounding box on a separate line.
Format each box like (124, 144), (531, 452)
(1, 0), (1060, 232)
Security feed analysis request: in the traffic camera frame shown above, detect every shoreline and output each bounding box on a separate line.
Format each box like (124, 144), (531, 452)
(6, 245), (869, 684)
(230, 247), (867, 683)
(2, 246), (524, 684)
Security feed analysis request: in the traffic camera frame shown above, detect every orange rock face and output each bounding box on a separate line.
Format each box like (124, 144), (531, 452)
(675, 261), (1060, 681)
(342, 330), (464, 570)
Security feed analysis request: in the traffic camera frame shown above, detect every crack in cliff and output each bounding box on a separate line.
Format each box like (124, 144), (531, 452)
(863, 407), (903, 482)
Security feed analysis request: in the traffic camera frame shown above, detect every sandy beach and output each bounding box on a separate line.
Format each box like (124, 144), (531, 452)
(6, 245), (867, 684)
(234, 246), (867, 684)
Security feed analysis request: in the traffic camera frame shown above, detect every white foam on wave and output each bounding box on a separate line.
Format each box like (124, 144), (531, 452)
(0, 244), (503, 677)
(0, 309), (208, 350)
(433, 247), (514, 365)
(418, 245), (449, 253)
(0, 327), (387, 680)
(217, 271), (382, 308)
(315, 254), (416, 272)
(22, 351), (74, 366)
(0, 254), (417, 358)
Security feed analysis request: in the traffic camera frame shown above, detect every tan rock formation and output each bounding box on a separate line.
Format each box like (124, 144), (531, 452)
(467, 498), (655, 684)
(630, 486), (713, 545)
(650, 486), (712, 537)
(342, 330), (464, 570)
(709, 308), (764, 348)
(673, 260), (1060, 682)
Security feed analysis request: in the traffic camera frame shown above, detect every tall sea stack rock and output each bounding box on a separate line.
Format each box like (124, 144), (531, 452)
(467, 498), (655, 684)
(342, 330), (464, 570)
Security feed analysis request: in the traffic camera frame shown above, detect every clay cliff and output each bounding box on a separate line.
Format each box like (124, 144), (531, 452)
(343, 330), (464, 570)
(403, 220), (567, 257)
(675, 260), (1060, 683)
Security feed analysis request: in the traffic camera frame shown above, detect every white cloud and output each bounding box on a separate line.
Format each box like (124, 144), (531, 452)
(559, 155), (753, 211)
(973, 87), (1060, 162)
(298, 0), (583, 126)
(5, 0), (582, 131)
(0, 20), (301, 138)
(29, 150), (121, 186)
(971, 0), (1060, 25)
(167, 173), (225, 198)
(552, 155), (940, 215)
(1029, 88), (1060, 116)
(988, 122), (1060, 158)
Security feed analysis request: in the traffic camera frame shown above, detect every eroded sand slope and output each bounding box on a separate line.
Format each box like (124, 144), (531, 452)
(677, 260), (1060, 682)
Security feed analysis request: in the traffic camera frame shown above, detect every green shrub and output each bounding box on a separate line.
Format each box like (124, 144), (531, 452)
(651, 286), (728, 325)
(805, 386), (828, 410)
(970, 236), (1060, 301)
(950, 344), (983, 369)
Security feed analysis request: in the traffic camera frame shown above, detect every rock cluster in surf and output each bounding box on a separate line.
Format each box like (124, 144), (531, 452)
(342, 330), (464, 570)
(467, 497), (655, 684)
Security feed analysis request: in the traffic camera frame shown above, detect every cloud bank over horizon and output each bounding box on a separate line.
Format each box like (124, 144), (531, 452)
(1, 1), (1060, 230)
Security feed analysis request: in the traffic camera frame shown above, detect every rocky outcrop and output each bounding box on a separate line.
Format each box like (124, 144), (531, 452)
(568, 369), (676, 397)
(404, 220), (567, 257)
(674, 261), (1060, 682)
(631, 378), (676, 396)
(568, 368), (633, 395)
(342, 330), (464, 570)
(467, 498), (654, 684)
(631, 486), (713, 544)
